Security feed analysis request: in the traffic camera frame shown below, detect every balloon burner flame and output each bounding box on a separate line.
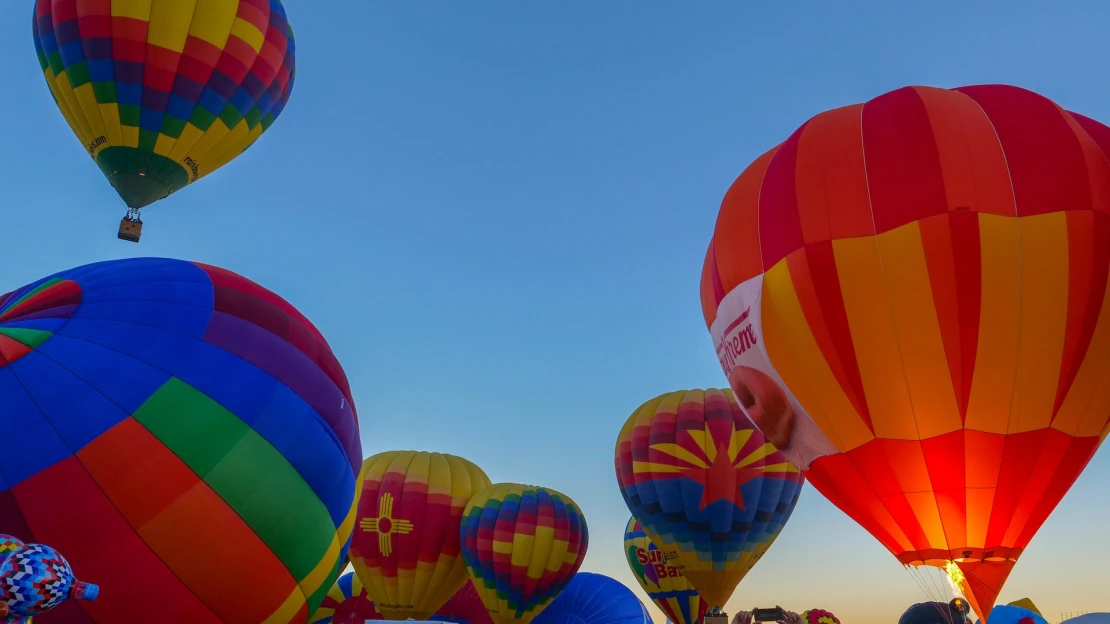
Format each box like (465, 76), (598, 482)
(944, 560), (966, 598)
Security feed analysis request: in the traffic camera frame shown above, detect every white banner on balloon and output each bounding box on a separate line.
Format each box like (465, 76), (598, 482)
(709, 275), (838, 470)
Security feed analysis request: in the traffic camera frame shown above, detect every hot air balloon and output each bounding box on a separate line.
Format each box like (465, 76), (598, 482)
(435, 581), (495, 624)
(460, 483), (589, 624)
(0, 541), (99, 618)
(0, 257), (361, 623)
(31, 0), (296, 242)
(899, 601), (972, 624)
(350, 451), (493, 620)
(0, 537), (22, 565)
(977, 605), (1048, 624)
(1008, 599), (1043, 617)
(700, 84), (1110, 621)
(310, 571), (382, 624)
(622, 517), (706, 624)
(532, 572), (650, 624)
(801, 610), (840, 624)
(614, 389), (804, 609)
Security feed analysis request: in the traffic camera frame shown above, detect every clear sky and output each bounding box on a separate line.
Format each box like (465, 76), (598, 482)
(1, 2), (1108, 623)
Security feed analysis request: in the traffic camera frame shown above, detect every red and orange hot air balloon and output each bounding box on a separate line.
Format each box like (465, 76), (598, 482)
(700, 84), (1110, 621)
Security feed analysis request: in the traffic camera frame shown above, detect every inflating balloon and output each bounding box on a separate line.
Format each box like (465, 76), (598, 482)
(1008, 598), (1043, 617)
(978, 605), (1048, 624)
(460, 483), (588, 624)
(0, 542), (98, 618)
(700, 84), (1110, 621)
(0, 257), (361, 623)
(531, 572), (650, 624)
(0, 537), (22, 565)
(801, 609), (840, 624)
(899, 601), (972, 624)
(350, 450), (492, 620)
(310, 571), (382, 624)
(614, 389), (804, 608)
(436, 581), (495, 624)
(32, 0), (296, 241)
(622, 517), (706, 624)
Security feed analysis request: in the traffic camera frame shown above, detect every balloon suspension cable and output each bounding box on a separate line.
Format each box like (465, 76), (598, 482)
(904, 563), (961, 624)
(123, 207), (142, 223)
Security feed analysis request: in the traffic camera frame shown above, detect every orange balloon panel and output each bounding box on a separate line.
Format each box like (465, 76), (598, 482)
(700, 84), (1110, 620)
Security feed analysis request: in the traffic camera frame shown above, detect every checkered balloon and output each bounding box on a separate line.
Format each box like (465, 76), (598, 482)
(0, 536), (24, 566)
(0, 543), (98, 617)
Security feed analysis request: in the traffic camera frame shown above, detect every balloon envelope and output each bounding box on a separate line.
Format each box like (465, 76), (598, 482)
(977, 605), (1048, 624)
(614, 389), (804, 607)
(350, 451), (492, 620)
(310, 571), (382, 624)
(899, 602), (972, 624)
(700, 84), (1110, 620)
(435, 581), (495, 624)
(801, 610), (841, 624)
(0, 257), (361, 623)
(460, 483), (589, 624)
(31, 0), (296, 210)
(0, 536), (23, 565)
(0, 542), (98, 616)
(622, 517), (706, 624)
(531, 572), (649, 624)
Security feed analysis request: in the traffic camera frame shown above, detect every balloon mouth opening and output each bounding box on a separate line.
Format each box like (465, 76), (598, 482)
(72, 582), (99, 601)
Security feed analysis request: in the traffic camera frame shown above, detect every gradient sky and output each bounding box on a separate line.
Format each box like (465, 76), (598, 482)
(2, 2), (1109, 623)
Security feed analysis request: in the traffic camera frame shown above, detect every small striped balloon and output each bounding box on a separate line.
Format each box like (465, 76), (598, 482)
(460, 483), (588, 624)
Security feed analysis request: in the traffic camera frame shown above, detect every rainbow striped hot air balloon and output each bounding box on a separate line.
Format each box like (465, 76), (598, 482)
(614, 389), (804, 608)
(350, 451), (493, 621)
(460, 484), (589, 624)
(31, 0), (296, 240)
(0, 257), (361, 623)
(623, 517), (706, 624)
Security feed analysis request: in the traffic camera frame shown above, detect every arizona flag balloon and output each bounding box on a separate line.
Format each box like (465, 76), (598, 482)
(623, 517), (706, 624)
(700, 84), (1110, 621)
(0, 257), (361, 623)
(614, 389), (804, 608)
(31, 0), (295, 235)
(350, 451), (493, 620)
(460, 483), (589, 624)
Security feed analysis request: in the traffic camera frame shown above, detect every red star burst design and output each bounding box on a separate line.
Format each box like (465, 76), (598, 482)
(679, 442), (765, 510)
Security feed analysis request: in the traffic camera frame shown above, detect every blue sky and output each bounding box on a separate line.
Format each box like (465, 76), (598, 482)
(2, 1), (1109, 622)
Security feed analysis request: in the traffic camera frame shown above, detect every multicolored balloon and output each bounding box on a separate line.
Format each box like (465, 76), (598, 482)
(978, 605), (1049, 624)
(435, 581), (495, 624)
(350, 451), (493, 620)
(460, 483), (589, 624)
(614, 389), (804, 608)
(32, 0), (296, 237)
(801, 609), (840, 624)
(0, 536), (22, 565)
(622, 517), (706, 624)
(0, 542), (98, 617)
(531, 572), (650, 624)
(699, 83), (1110, 621)
(310, 571), (381, 624)
(0, 257), (361, 623)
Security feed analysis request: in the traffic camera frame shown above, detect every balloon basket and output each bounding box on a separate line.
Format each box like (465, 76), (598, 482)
(704, 613), (729, 624)
(117, 209), (142, 242)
